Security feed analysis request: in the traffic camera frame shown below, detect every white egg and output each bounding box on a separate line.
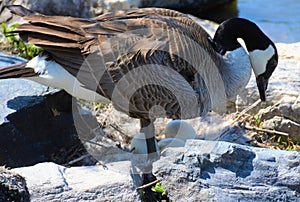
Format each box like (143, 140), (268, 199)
(130, 133), (160, 155)
(165, 120), (197, 140)
(158, 138), (185, 151)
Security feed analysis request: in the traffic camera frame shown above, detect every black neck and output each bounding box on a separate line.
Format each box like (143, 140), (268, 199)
(212, 18), (274, 54)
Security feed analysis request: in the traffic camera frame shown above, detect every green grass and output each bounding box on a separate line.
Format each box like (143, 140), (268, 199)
(1, 22), (42, 59)
(254, 114), (261, 127)
(245, 113), (300, 151)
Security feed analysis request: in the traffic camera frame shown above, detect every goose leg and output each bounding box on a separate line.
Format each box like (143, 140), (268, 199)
(140, 118), (159, 164)
(139, 118), (159, 194)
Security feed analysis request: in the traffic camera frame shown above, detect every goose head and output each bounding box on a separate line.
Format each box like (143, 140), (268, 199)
(212, 18), (278, 101)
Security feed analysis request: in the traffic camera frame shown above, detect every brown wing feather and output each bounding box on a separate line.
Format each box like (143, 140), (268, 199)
(10, 6), (215, 76)
(7, 6), (218, 118)
(94, 7), (185, 21)
(0, 62), (38, 78)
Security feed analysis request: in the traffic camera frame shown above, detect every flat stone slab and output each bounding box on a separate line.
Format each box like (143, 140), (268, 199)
(12, 162), (140, 201)
(153, 140), (300, 201)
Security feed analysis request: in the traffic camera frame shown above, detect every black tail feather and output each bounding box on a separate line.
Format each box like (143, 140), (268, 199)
(5, 5), (38, 17)
(0, 62), (37, 79)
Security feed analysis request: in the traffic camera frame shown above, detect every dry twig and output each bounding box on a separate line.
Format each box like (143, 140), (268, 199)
(81, 138), (111, 147)
(231, 99), (261, 124)
(230, 99), (289, 137)
(67, 154), (91, 165)
(109, 123), (128, 138)
(244, 125), (289, 137)
(136, 179), (160, 190)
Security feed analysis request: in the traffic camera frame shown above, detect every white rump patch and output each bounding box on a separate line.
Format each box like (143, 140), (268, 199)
(249, 45), (275, 76)
(26, 55), (110, 103)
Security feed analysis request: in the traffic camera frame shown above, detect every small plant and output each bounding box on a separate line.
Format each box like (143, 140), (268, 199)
(254, 114), (261, 127)
(93, 102), (106, 112)
(276, 136), (300, 151)
(151, 182), (167, 196)
(1, 22), (42, 59)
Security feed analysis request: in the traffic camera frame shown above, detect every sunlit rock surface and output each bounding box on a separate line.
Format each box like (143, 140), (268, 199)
(12, 162), (140, 201)
(153, 140), (300, 202)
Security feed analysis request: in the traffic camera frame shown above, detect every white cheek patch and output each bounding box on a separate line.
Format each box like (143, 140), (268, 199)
(249, 45), (275, 76)
(237, 38), (248, 54)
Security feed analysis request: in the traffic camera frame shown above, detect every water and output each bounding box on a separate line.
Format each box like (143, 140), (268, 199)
(238, 0), (300, 43)
(198, 0), (300, 43)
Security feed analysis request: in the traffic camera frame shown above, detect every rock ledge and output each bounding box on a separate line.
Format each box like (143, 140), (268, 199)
(153, 140), (300, 202)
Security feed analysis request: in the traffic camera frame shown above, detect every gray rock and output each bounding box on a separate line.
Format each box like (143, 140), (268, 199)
(0, 53), (81, 167)
(262, 116), (300, 141)
(0, 167), (30, 202)
(194, 113), (251, 145)
(12, 162), (140, 201)
(258, 96), (300, 123)
(153, 140), (300, 202)
(0, 52), (26, 67)
(257, 95), (300, 141)
(1, 0), (96, 23)
(1, 0), (234, 24)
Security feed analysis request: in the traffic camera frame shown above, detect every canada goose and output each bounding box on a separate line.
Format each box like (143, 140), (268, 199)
(0, 6), (278, 166)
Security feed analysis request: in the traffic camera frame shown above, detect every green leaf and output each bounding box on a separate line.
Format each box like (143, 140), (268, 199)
(1, 22), (7, 33)
(254, 114), (261, 126)
(277, 136), (282, 143)
(151, 182), (166, 196)
(93, 102), (106, 111)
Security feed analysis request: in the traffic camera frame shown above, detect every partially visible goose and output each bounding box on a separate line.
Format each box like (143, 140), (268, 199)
(0, 5), (278, 164)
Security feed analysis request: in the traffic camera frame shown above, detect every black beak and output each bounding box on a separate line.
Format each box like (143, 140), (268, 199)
(256, 75), (268, 102)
